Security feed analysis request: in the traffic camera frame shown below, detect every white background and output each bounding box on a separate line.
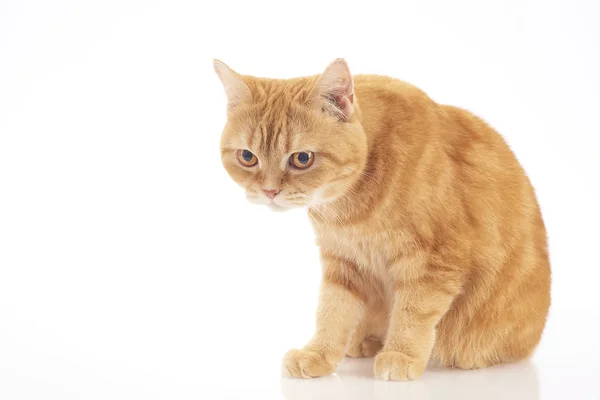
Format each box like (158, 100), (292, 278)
(1, 0), (599, 399)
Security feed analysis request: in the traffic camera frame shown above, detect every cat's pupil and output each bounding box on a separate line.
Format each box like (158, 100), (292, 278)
(298, 152), (309, 164)
(242, 150), (253, 162)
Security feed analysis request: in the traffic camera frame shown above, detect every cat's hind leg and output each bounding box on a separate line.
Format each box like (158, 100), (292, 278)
(347, 335), (383, 358)
(346, 309), (386, 358)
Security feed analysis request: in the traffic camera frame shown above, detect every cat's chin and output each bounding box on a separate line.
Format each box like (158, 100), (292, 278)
(267, 203), (289, 212)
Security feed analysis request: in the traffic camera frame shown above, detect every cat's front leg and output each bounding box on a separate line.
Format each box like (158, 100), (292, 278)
(283, 253), (365, 378)
(374, 264), (460, 381)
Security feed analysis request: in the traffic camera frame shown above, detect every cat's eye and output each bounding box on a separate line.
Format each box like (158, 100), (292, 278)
(236, 149), (258, 167)
(289, 151), (314, 169)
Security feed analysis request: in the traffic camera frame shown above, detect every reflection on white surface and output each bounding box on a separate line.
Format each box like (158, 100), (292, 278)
(281, 358), (538, 400)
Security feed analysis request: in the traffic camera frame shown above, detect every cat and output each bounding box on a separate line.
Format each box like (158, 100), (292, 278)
(213, 58), (551, 381)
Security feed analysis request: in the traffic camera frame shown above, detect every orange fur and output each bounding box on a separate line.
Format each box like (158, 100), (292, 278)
(214, 59), (551, 381)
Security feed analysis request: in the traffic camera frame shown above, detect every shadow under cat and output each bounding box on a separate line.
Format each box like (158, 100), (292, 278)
(280, 359), (539, 400)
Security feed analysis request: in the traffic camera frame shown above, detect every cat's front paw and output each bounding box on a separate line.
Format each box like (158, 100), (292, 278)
(282, 349), (335, 379)
(374, 351), (426, 381)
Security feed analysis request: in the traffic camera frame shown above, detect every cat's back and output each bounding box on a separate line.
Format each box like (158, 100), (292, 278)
(352, 72), (548, 282)
(353, 73), (531, 195)
(353, 74), (433, 113)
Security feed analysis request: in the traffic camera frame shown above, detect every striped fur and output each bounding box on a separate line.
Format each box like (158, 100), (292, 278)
(215, 59), (551, 381)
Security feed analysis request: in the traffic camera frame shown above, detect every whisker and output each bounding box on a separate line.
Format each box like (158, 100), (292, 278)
(321, 202), (354, 243)
(342, 167), (379, 183)
(309, 206), (342, 248)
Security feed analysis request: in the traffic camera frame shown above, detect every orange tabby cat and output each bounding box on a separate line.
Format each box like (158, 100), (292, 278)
(214, 58), (551, 381)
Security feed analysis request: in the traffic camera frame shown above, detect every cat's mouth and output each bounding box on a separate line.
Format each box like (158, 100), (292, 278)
(246, 195), (291, 211)
(246, 191), (310, 211)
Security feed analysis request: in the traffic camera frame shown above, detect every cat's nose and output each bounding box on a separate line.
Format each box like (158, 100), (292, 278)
(263, 189), (280, 199)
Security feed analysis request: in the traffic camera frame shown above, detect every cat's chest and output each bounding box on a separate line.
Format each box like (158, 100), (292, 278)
(315, 224), (400, 273)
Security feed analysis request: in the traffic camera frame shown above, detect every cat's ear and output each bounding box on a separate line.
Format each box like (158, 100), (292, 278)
(213, 59), (251, 111)
(315, 58), (355, 121)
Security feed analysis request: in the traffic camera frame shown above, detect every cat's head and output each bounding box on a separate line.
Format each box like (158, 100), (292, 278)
(214, 59), (367, 211)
